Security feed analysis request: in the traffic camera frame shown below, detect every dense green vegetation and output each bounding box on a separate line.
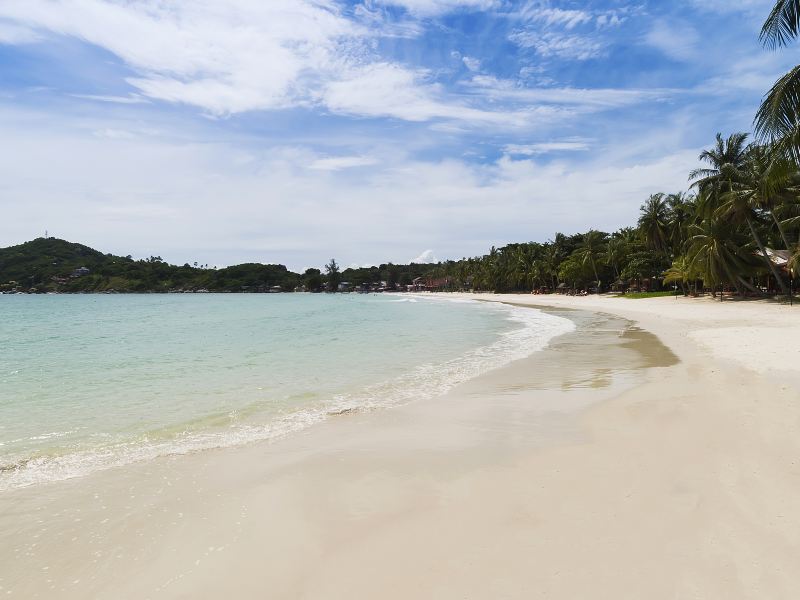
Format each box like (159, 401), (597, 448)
(0, 238), (302, 293)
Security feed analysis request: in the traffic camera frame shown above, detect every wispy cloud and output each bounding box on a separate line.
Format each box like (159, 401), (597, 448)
(518, 7), (593, 30)
(463, 75), (670, 109)
(322, 62), (568, 128)
(644, 19), (700, 62)
(0, 20), (40, 44)
(509, 30), (605, 60)
(506, 3), (627, 61)
(504, 139), (592, 155)
(309, 155), (379, 171)
(374, 0), (498, 17)
(71, 94), (150, 105)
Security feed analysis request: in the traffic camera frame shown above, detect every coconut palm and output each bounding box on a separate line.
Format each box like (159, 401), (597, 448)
(790, 244), (800, 280)
(603, 236), (628, 280)
(663, 255), (695, 295)
(638, 193), (671, 254)
(541, 244), (562, 290)
(756, 1), (800, 159)
(716, 183), (791, 296)
(575, 230), (607, 291)
(738, 145), (797, 251)
(689, 133), (751, 200)
(760, 0), (800, 48)
(687, 219), (760, 299)
(509, 245), (535, 290)
(666, 192), (696, 255)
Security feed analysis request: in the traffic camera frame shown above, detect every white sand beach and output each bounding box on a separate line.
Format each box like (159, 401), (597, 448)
(2, 294), (799, 599)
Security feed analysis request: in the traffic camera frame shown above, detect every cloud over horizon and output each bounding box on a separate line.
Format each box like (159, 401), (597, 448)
(0, 0), (793, 269)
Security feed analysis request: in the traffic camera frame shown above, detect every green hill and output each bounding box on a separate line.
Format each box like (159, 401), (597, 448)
(0, 238), (301, 293)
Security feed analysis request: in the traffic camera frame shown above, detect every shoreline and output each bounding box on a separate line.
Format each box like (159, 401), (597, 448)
(2, 295), (800, 598)
(0, 296), (571, 492)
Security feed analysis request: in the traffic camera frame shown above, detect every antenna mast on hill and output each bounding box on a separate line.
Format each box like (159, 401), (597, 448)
(45, 230), (48, 239)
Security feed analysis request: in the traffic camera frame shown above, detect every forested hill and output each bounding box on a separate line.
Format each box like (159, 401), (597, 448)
(0, 238), (441, 293)
(0, 238), (301, 293)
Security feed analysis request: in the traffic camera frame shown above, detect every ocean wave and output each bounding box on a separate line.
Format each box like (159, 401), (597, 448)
(0, 302), (574, 492)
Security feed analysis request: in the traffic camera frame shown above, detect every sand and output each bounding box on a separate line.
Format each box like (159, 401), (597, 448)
(1, 294), (799, 599)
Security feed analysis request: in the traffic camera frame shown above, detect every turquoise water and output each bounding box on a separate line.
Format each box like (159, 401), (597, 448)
(0, 293), (574, 490)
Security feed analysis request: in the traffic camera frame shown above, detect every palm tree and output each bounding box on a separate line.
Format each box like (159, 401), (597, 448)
(542, 244), (562, 290)
(756, 1), (800, 159)
(663, 255), (694, 296)
(603, 236), (627, 281)
(790, 244), (800, 282)
(738, 145), (796, 251)
(716, 184), (791, 296)
(510, 245), (535, 290)
(666, 192), (695, 255)
(689, 133), (750, 200)
(575, 230), (607, 292)
(687, 219), (760, 299)
(638, 193), (671, 254)
(760, 0), (800, 48)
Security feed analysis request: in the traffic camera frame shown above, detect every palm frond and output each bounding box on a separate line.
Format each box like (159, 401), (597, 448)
(760, 0), (800, 49)
(755, 65), (800, 144)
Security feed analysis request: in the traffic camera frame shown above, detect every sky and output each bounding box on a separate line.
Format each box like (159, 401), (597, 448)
(0, 0), (794, 270)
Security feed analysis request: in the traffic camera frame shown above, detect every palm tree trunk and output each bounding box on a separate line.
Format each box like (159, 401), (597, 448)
(737, 275), (761, 294)
(590, 258), (600, 292)
(747, 216), (791, 296)
(770, 209), (792, 251)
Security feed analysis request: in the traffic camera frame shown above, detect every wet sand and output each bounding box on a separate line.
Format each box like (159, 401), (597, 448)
(2, 296), (799, 599)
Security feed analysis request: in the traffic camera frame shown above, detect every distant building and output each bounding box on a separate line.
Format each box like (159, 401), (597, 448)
(71, 266), (90, 278)
(424, 277), (452, 291)
(337, 281), (351, 292)
(765, 248), (791, 272)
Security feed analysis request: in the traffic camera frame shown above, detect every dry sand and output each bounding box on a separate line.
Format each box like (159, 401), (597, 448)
(1, 294), (799, 599)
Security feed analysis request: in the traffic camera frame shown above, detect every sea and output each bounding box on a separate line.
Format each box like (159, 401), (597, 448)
(0, 293), (574, 491)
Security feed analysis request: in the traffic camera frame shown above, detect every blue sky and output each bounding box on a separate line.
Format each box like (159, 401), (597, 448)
(0, 0), (793, 269)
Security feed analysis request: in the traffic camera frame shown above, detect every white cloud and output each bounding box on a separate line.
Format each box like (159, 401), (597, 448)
(505, 139), (592, 155)
(0, 0), (360, 115)
(518, 7), (593, 30)
(464, 75), (670, 109)
(644, 20), (700, 62)
(0, 0), (646, 126)
(700, 52), (797, 95)
(322, 62), (564, 127)
(309, 155), (379, 170)
(71, 94), (149, 104)
(0, 20), (40, 44)
(411, 249), (437, 263)
(374, 0), (497, 17)
(509, 31), (605, 60)
(462, 56), (481, 72)
(595, 13), (623, 28)
(352, 3), (423, 38)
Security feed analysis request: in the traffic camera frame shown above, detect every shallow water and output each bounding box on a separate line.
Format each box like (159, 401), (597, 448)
(0, 293), (574, 490)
